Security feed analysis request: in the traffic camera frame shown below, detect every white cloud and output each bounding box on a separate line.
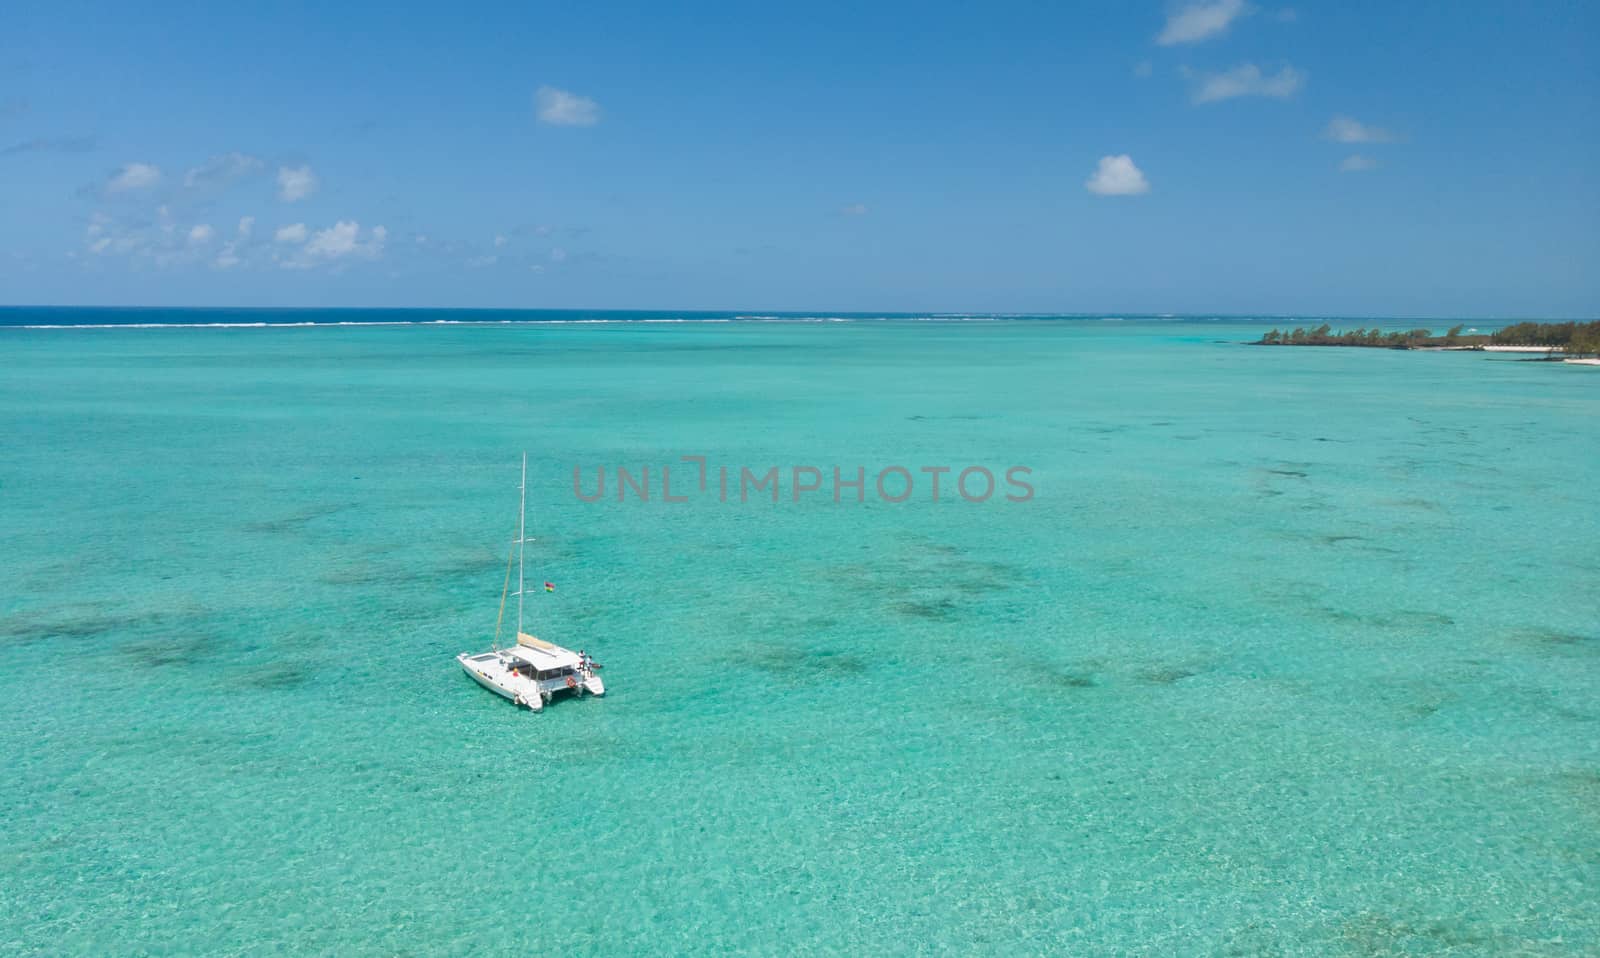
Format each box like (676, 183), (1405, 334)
(304, 221), (359, 258)
(494, 233), (509, 248)
(275, 223), (308, 244)
(1085, 155), (1151, 196)
(1133, 60), (1154, 78)
(1, 135), (95, 157)
(77, 209), (232, 267)
(1275, 8), (1298, 22)
(1157, 0), (1250, 46)
(183, 152), (263, 189)
(1340, 154), (1378, 173)
(467, 254), (499, 268)
(536, 86), (600, 126)
(841, 203), (868, 216)
(1323, 115), (1395, 143)
(277, 165), (318, 202)
(1189, 63), (1304, 103)
(107, 163), (161, 192)
(80, 215), (147, 258)
(280, 221), (386, 268)
(549, 247), (568, 262)
(210, 217), (255, 269)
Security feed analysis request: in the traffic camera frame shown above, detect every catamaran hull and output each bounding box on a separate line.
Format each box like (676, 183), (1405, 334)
(458, 657), (543, 710)
(458, 655), (601, 710)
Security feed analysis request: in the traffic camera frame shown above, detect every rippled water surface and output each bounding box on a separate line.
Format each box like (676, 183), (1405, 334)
(2, 317), (1596, 955)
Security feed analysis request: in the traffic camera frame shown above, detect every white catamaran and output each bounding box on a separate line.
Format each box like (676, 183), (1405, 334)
(457, 454), (604, 711)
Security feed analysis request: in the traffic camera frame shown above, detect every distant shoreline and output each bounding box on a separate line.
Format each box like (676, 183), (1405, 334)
(1255, 321), (1599, 359)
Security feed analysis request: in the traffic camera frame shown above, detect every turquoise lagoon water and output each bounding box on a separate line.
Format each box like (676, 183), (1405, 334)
(1, 315), (1596, 955)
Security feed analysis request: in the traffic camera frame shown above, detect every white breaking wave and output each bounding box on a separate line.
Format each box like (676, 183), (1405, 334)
(8, 313), (1204, 330)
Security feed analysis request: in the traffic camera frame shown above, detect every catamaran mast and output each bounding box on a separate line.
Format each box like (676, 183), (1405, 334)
(516, 451), (527, 638)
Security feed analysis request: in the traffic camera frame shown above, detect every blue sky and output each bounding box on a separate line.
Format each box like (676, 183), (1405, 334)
(2, 0), (1596, 317)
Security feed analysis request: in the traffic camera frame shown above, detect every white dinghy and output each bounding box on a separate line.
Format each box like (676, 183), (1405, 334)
(457, 454), (604, 711)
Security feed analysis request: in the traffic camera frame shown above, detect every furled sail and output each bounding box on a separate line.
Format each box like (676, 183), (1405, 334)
(517, 632), (557, 650)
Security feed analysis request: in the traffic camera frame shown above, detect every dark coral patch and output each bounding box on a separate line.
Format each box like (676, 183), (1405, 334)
(242, 504), (350, 534)
(722, 642), (867, 679)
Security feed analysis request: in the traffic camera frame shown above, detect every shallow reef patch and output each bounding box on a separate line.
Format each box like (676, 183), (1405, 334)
(0, 605), (203, 645)
(1138, 666), (1199, 685)
(241, 659), (318, 690)
(1337, 911), (1494, 953)
(241, 503), (351, 534)
(721, 641), (868, 680)
(1023, 661), (1101, 689)
(1509, 627), (1595, 649)
(118, 634), (218, 669)
(821, 540), (1031, 625)
(893, 598), (960, 621)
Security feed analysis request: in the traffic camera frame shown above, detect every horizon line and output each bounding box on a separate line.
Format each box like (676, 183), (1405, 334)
(2, 304), (1595, 324)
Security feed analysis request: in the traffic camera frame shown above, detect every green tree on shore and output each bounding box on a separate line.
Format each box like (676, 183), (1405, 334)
(1259, 319), (1598, 351)
(1569, 328), (1600, 358)
(1490, 321), (1594, 347)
